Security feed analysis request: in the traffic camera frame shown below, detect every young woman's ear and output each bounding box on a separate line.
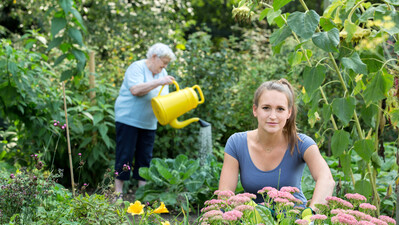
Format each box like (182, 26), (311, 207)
(252, 104), (257, 117)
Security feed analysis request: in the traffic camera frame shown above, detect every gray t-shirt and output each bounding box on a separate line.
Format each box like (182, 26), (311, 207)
(225, 132), (316, 207)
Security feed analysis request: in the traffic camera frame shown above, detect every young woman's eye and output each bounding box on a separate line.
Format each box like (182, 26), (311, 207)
(262, 106), (270, 110)
(278, 107), (285, 111)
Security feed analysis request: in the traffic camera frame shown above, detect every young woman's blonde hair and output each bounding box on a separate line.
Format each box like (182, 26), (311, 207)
(253, 78), (298, 155)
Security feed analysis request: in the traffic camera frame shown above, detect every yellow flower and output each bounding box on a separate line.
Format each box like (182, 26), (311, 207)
(176, 43), (186, 50)
(127, 201), (145, 215)
(161, 221), (170, 225)
(152, 202), (169, 214)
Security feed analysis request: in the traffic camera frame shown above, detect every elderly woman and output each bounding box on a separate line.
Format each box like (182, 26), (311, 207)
(114, 43), (176, 198)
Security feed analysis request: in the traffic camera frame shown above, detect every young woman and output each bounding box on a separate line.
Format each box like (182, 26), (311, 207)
(219, 78), (335, 210)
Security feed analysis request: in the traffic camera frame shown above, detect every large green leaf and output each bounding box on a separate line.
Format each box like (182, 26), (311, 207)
(353, 139), (374, 162)
(363, 71), (394, 105)
(331, 97), (356, 126)
(343, 20), (358, 42)
(60, 0), (73, 14)
(47, 37), (63, 52)
(68, 28), (84, 46)
(92, 113), (104, 126)
(384, 0), (399, 5)
(259, 8), (270, 21)
(267, 9), (282, 26)
(155, 160), (173, 181)
(270, 25), (292, 47)
(340, 151), (352, 179)
(360, 104), (378, 127)
(312, 28), (340, 52)
(331, 130), (350, 157)
(287, 10), (320, 40)
(390, 108), (399, 128)
(272, 0), (292, 11)
(160, 192), (177, 205)
(342, 52), (368, 75)
(50, 17), (67, 37)
(185, 180), (204, 192)
(255, 205), (275, 224)
(303, 65), (326, 96)
(182, 160), (199, 180)
(355, 179), (372, 198)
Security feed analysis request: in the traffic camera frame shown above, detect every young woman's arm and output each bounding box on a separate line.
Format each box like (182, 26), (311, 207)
(219, 153), (240, 192)
(303, 145), (335, 211)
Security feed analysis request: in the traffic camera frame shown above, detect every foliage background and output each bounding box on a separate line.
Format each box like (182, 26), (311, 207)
(0, 0), (397, 219)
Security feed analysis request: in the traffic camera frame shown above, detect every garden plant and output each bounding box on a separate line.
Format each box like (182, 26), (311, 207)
(0, 0), (397, 224)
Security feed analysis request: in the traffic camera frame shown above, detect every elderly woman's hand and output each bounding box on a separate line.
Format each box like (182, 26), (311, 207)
(159, 76), (175, 85)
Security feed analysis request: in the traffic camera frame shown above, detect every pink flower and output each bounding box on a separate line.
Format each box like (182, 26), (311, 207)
(369, 218), (389, 225)
(280, 186), (300, 193)
(214, 190), (235, 199)
(222, 210), (243, 221)
(202, 210), (223, 220)
(326, 196), (354, 209)
(331, 209), (347, 215)
(227, 194), (251, 206)
(331, 213), (358, 224)
(204, 199), (225, 206)
(239, 192), (257, 199)
(359, 203), (377, 211)
(295, 219), (310, 225)
(258, 186), (277, 194)
(358, 221), (375, 225)
(310, 214), (327, 221)
(78, 153), (82, 156)
(378, 215), (396, 224)
(234, 204), (254, 212)
(345, 193), (367, 201)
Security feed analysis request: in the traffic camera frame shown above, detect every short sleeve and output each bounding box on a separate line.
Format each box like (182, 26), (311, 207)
(124, 61), (145, 89)
(297, 133), (317, 157)
(225, 134), (239, 160)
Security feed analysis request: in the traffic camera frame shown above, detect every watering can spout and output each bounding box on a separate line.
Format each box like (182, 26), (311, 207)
(169, 117), (200, 129)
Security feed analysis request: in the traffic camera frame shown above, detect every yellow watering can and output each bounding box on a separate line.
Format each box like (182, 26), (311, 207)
(151, 80), (205, 129)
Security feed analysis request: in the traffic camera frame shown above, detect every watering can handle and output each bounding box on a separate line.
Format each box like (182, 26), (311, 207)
(158, 80), (180, 96)
(193, 85), (204, 104)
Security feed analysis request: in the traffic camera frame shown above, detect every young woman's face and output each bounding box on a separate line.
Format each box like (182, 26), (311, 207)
(253, 89), (292, 134)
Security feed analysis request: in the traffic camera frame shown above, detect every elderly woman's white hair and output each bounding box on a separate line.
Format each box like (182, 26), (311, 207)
(146, 43), (176, 61)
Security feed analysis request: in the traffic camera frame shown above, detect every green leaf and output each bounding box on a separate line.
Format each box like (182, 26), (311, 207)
(288, 51), (302, 66)
(54, 54), (67, 66)
(287, 10), (320, 40)
(389, 108), (399, 128)
(355, 179), (372, 198)
(340, 152), (352, 179)
(363, 71), (394, 105)
(8, 61), (17, 76)
(331, 130), (350, 157)
(270, 25), (292, 47)
(267, 9), (282, 25)
(342, 52), (368, 75)
(185, 180), (204, 192)
(331, 96), (356, 126)
(354, 139), (374, 162)
(47, 37), (63, 52)
(70, 8), (87, 32)
(343, 20), (358, 42)
(98, 123), (108, 141)
(155, 160), (173, 181)
(67, 28), (84, 46)
(139, 167), (151, 180)
(82, 111), (94, 121)
(384, 0), (399, 5)
(320, 18), (336, 31)
(50, 17), (67, 37)
(359, 6), (376, 22)
(160, 192), (177, 205)
(371, 151), (382, 169)
(272, 0), (292, 11)
(255, 205), (275, 224)
(312, 28), (340, 52)
(360, 104), (378, 127)
(60, 69), (74, 81)
(303, 65), (326, 95)
(60, 0), (73, 14)
(182, 160), (199, 180)
(259, 8), (270, 21)
(92, 112), (104, 126)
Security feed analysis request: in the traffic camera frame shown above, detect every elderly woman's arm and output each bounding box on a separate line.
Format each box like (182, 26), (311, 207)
(304, 145), (335, 211)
